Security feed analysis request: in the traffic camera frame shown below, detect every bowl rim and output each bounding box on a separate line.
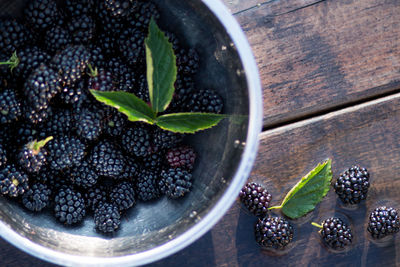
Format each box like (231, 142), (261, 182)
(0, 0), (263, 266)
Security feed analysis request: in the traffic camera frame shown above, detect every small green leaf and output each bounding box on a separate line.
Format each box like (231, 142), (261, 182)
(145, 18), (177, 113)
(90, 90), (156, 124)
(156, 113), (226, 133)
(271, 160), (332, 219)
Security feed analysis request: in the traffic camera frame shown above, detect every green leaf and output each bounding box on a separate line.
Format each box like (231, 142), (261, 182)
(145, 18), (177, 113)
(270, 160), (332, 219)
(90, 90), (156, 124)
(156, 113), (226, 133)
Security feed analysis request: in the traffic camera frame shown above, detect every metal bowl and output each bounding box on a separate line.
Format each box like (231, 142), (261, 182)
(0, 0), (262, 265)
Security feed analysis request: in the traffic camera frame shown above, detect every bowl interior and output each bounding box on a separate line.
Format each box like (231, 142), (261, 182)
(0, 0), (251, 259)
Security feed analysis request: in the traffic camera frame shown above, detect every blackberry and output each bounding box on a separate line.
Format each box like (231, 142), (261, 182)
(159, 168), (192, 199)
(67, 15), (95, 45)
(88, 45), (106, 69)
(153, 128), (184, 150)
(121, 158), (140, 180)
(118, 28), (145, 66)
(65, 0), (94, 17)
(40, 108), (75, 136)
(0, 144), (7, 168)
(142, 151), (165, 173)
(12, 121), (41, 147)
(22, 183), (51, 212)
(45, 26), (72, 54)
(94, 202), (121, 233)
(136, 170), (160, 201)
(47, 136), (85, 170)
(24, 64), (61, 111)
(51, 45), (90, 86)
(104, 0), (138, 18)
(135, 74), (150, 103)
(30, 165), (58, 184)
(74, 108), (104, 141)
(239, 182), (272, 217)
(121, 124), (152, 158)
(166, 145), (196, 170)
(128, 1), (160, 32)
(23, 102), (53, 124)
(57, 79), (85, 105)
(84, 184), (108, 211)
(54, 186), (86, 225)
(17, 137), (53, 174)
(334, 166), (370, 205)
(96, 32), (118, 56)
(255, 216), (294, 249)
(367, 206), (400, 239)
(104, 108), (127, 137)
(89, 141), (126, 178)
(0, 89), (22, 124)
(168, 75), (195, 112)
(69, 160), (99, 189)
(176, 48), (199, 76)
(88, 66), (115, 92)
(96, 1), (126, 37)
(24, 0), (59, 32)
(105, 57), (132, 86)
(0, 164), (29, 197)
(14, 47), (52, 81)
(110, 181), (135, 211)
(312, 217), (353, 249)
(0, 18), (31, 54)
(184, 89), (223, 114)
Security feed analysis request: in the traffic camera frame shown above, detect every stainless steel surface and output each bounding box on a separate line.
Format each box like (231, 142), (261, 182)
(0, 0), (263, 266)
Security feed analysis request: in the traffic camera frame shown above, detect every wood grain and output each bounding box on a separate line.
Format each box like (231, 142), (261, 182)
(236, 0), (400, 127)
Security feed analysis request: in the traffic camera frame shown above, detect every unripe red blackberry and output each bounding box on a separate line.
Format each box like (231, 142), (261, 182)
(239, 182), (272, 217)
(166, 145), (196, 170)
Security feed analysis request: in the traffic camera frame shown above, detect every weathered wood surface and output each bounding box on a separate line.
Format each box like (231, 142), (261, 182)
(236, 0), (400, 128)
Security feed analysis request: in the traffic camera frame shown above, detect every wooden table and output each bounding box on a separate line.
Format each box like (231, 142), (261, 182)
(2, 0), (400, 266)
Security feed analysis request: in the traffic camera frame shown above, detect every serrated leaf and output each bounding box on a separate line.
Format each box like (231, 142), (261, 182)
(275, 160), (332, 219)
(156, 113), (226, 133)
(90, 90), (156, 124)
(145, 18), (177, 113)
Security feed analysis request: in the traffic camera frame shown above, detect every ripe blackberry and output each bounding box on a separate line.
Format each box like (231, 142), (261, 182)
(96, 1), (126, 37)
(367, 206), (400, 239)
(0, 89), (22, 124)
(96, 32), (118, 56)
(312, 217), (353, 250)
(255, 216), (294, 249)
(0, 164), (29, 197)
(12, 121), (42, 147)
(0, 144), (6, 167)
(184, 89), (224, 114)
(17, 137), (53, 174)
(121, 158), (140, 180)
(30, 165), (58, 184)
(94, 202), (121, 234)
(239, 182), (272, 217)
(121, 124), (152, 158)
(159, 168), (192, 199)
(142, 151), (165, 173)
(153, 128), (184, 150)
(45, 26), (72, 54)
(56, 79), (85, 105)
(74, 108), (104, 141)
(110, 181), (135, 211)
(0, 18), (31, 54)
(88, 45), (106, 69)
(168, 75), (195, 112)
(118, 28), (145, 66)
(47, 136), (85, 170)
(105, 57), (133, 85)
(334, 166), (370, 205)
(128, 1), (160, 32)
(135, 74), (150, 103)
(166, 145), (196, 170)
(24, 0), (59, 32)
(69, 160), (99, 189)
(84, 184), (108, 211)
(24, 64), (61, 111)
(40, 108), (75, 137)
(136, 170), (160, 201)
(51, 45), (90, 86)
(104, 108), (127, 137)
(65, 0), (94, 17)
(88, 66), (115, 92)
(14, 47), (52, 81)
(104, 0), (138, 18)
(54, 186), (86, 225)
(177, 48), (199, 76)
(22, 183), (51, 212)
(67, 15), (95, 45)
(89, 141), (126, 178)
(23, 101), (53, 124)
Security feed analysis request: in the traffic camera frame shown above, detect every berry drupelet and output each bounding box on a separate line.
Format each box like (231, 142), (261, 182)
(0, 18), (31, 54)
(54, 186), (86, 225)
(65, 0), (94, 17)
(0, 144), (7, 168)
(118, 27), (145, 66)
(159, 168), (193, 199)
(22, 183), (51, 212)
(153, 128), (184, 150)
(84, 184), (108, 211)
(94, 202), (121, 234)
(0, 89), (22, 124)
(367, 206), (400, 239)
(121, 124), (152, 158)
(136, 170), (160, 201)
(166, 145), (196, 170)
(0, 164), (29, 197)
(334, 165), (370, 205)
(312, 217), (353, 250)
(46, 136), (85, 170)
(255, 216), (294, 249)
(17, 137), (53, 174)
(67, 15), (95, 45)
(74, 108), (104, 141)
(69, 160), (99, 189)
(89, 141), (126, 178)
(239, 182), (272, 217)
(45, 26), (73, 54)
(24, 0), (59, 32)
(110, 181), (136, 211)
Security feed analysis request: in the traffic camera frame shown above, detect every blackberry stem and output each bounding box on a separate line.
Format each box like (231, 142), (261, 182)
(87, 63), (98, 77)
(311, 222), (323, 229)
(268, 205), (283, 210)
(29, 136), (54, 154)
(0, 51), (20, 72)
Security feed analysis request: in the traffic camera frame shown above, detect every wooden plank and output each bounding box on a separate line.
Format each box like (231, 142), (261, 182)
(235, 0), (400, 127)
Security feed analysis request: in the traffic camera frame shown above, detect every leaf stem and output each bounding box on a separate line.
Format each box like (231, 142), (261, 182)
(311, 222), (323, 229)
(268, 205), (283, 210)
